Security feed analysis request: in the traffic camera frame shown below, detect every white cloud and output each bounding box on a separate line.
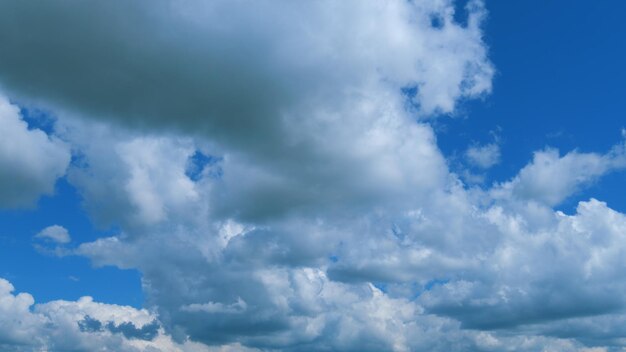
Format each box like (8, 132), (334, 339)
(0, 278), (43, 347)
(492, 144), (626, 206)
(0, 95), (70, 208)
(0, 277), (223, 352)
(69, 177), (626, 351)
(465, 142), (501, 169)
(35, 225), (71, 244)
(60, 120), (203, 231)
(420, 198), (626, 331)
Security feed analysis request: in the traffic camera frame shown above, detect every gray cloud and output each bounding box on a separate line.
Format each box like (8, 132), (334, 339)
(106, 321), (160, 341)
(0, 0), (492, 223)
(0, 95), (70, 208)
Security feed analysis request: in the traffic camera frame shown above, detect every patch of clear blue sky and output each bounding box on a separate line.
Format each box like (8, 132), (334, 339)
(441, 0), (626, 213)
(2, 0), (625, 305)
(0, 178), (143, 307)
(186, 151), (223, 181)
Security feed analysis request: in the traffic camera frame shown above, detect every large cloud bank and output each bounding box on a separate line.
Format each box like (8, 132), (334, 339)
(1, 0), (625, 351)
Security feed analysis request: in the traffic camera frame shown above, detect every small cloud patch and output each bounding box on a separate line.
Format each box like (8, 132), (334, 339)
(465, 143), (500, 169)
(35, 225), (70, 244)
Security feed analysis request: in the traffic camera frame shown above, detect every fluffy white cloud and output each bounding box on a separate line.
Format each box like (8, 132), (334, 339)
(492, 143), (626, 206)
(0, 95), (70, 208)
(0, 278), (43, 348)
(63, 129), (626, 351)
(63, 120), (201, 230)
(0, 277), (238, 352)
(35, 225), (71, 244)
(420, 198), (626, 329)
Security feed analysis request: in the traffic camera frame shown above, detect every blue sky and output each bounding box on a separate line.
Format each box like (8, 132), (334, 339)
(443, 0), (626, 210)
(0, 178), (143, 306)
(1, 1), (626, 351)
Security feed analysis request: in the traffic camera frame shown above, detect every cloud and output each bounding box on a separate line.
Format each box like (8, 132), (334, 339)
(492, 143), (626, 206)
(35, 225), (71, 244)
(0, 0), (492, 126)
(0, 95), (70, 208)
(421, 198), (626, 333)
(181, 298), (247, 315)
(0, 278), (42, 347)
(70, 178), (626, 351)
(0, 277), (222, 352)
(0, 0), (493, 222)
(5, 0), (626, 351)
(465, 142), (501, 169)
(57, 119), (202, 231)
(64, 130), (626, 350)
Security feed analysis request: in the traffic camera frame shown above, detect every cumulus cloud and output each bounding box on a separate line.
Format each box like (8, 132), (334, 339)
(35, 225), (71, 244)
(0, 95), (70, 208)
(0, 277), (220, 352)
(492, 143), (626, 206)
(4, 0), (626, 351)
(0, 0), (493, 221)
(63, 126), (626, 351)
(421, 199), (626, 329)
(64, 122), (200, 230)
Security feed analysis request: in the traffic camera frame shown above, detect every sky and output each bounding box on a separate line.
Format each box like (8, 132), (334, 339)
(0, 1), (625, 351)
